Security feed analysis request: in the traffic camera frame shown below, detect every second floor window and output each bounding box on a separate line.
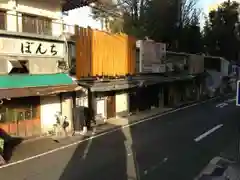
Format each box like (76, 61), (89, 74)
(0, 11), (6, 30)
(22, 14), (52, 35)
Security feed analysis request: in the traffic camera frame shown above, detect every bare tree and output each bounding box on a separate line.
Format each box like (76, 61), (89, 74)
(181, 0), (201, 26)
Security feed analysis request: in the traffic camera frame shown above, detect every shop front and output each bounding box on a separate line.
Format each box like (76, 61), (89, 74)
(0, 96), (40, 137)
(0, 74), (78, 137)
(94, 91), (116, 120)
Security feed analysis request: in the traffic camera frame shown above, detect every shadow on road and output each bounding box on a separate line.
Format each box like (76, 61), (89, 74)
(0, 128), (23, 162)
(59, 124), (129, 180)
(58, 95), (240, 180)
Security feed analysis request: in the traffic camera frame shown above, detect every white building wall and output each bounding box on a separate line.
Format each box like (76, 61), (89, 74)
(1, 0), (63, 35)
(221, 59), (229, 76)
(52, 19), (63, 37)
(96, 97), (107, 119)
(40, 95), (61, 133)
(76, 89), (88, 107)
(0, 0), (9, 9)
(7, 10), (17, 31)
(61, 94), (73, 133)
(28, 58), (61, 74)
(188, 54), (204, 74)
(115, 93), (128, 113)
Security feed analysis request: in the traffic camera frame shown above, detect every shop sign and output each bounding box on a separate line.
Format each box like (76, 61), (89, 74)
(0, 37), (65, 57)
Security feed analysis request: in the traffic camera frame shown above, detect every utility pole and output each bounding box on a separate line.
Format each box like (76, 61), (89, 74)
(175, 0), (182, 50)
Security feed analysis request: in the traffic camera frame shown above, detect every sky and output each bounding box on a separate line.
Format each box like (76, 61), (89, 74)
(199, 0), (240, 15)
(63, 6), (102, 30)
(197, 0), (234, 27)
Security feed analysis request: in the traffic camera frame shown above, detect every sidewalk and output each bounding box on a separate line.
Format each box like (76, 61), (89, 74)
(6, 107), (172, 163)
(220, 139), (240, 162)
(3, 95), (231, 164)
(195, 139), (240, 180)
(107, 107), (172, 126)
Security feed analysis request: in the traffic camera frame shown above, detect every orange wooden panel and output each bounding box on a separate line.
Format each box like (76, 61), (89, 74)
(76, 27), (91, 78)
(75, 27), (136, 78)
(128, 35), (136, 74)
(76, 28), (82, 79)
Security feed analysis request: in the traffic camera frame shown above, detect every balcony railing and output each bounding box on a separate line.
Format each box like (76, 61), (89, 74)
(0, 12), (76, 37)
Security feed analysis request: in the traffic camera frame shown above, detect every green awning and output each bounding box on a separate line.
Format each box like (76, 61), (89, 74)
(0, 73), (74, 88)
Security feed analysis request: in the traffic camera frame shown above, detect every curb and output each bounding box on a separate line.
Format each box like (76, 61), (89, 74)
(0, 93), (235, 169)
(93, 94), (234, 135)
(127, 95), (228, 123)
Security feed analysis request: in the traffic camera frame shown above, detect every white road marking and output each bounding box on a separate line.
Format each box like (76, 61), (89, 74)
(216, 98), (236, 108)
(226, 98), (236, 103)
(220, 103), (228, 108)
(82, 129), (96, 159)
(124, 142), (133, 157)
(143, 157), (168, 175)
(194, 124), (223, 142)
(216, 102), (228, 108)
(0, 96), (222, 169)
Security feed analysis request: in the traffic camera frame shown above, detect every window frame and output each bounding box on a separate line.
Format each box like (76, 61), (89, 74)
(0, 10), (7, 30)
(22, 13), (52, 35)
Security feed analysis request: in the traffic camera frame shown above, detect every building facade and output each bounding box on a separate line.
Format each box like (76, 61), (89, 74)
(70, 35), (207, 133)
(0, 0), (85, 137)
(204, 56), (230, 95)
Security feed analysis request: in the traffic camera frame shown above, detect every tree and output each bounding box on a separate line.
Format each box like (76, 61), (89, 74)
(91, 0), (122, 32)
(203, 0), (240, 60)
(143, 0), (179, 43)
(91, 0), (147, 36)
(109, 18), (124, 33)
(115, 0), (147, 37)
(143, 0), (202, 51)
(91, 0), (203, 53)
(179, 8), (203, 53)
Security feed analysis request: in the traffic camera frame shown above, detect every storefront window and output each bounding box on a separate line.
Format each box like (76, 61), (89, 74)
(0, 97), (39, 124)
(6, 109), (16, 123)
(0, 109), (6, 123)
(25, 110), (31, 120)
(17, 111), (24, 121)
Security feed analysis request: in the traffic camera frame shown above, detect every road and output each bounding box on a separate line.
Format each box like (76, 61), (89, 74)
(0, 95), (239, 180)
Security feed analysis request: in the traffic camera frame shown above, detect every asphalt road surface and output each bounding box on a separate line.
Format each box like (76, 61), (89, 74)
(0, 95), (239, 180)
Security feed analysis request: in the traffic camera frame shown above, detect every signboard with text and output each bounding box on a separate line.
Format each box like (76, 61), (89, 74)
(139, 40), (166, 73)
(0, 37), (65, 58)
